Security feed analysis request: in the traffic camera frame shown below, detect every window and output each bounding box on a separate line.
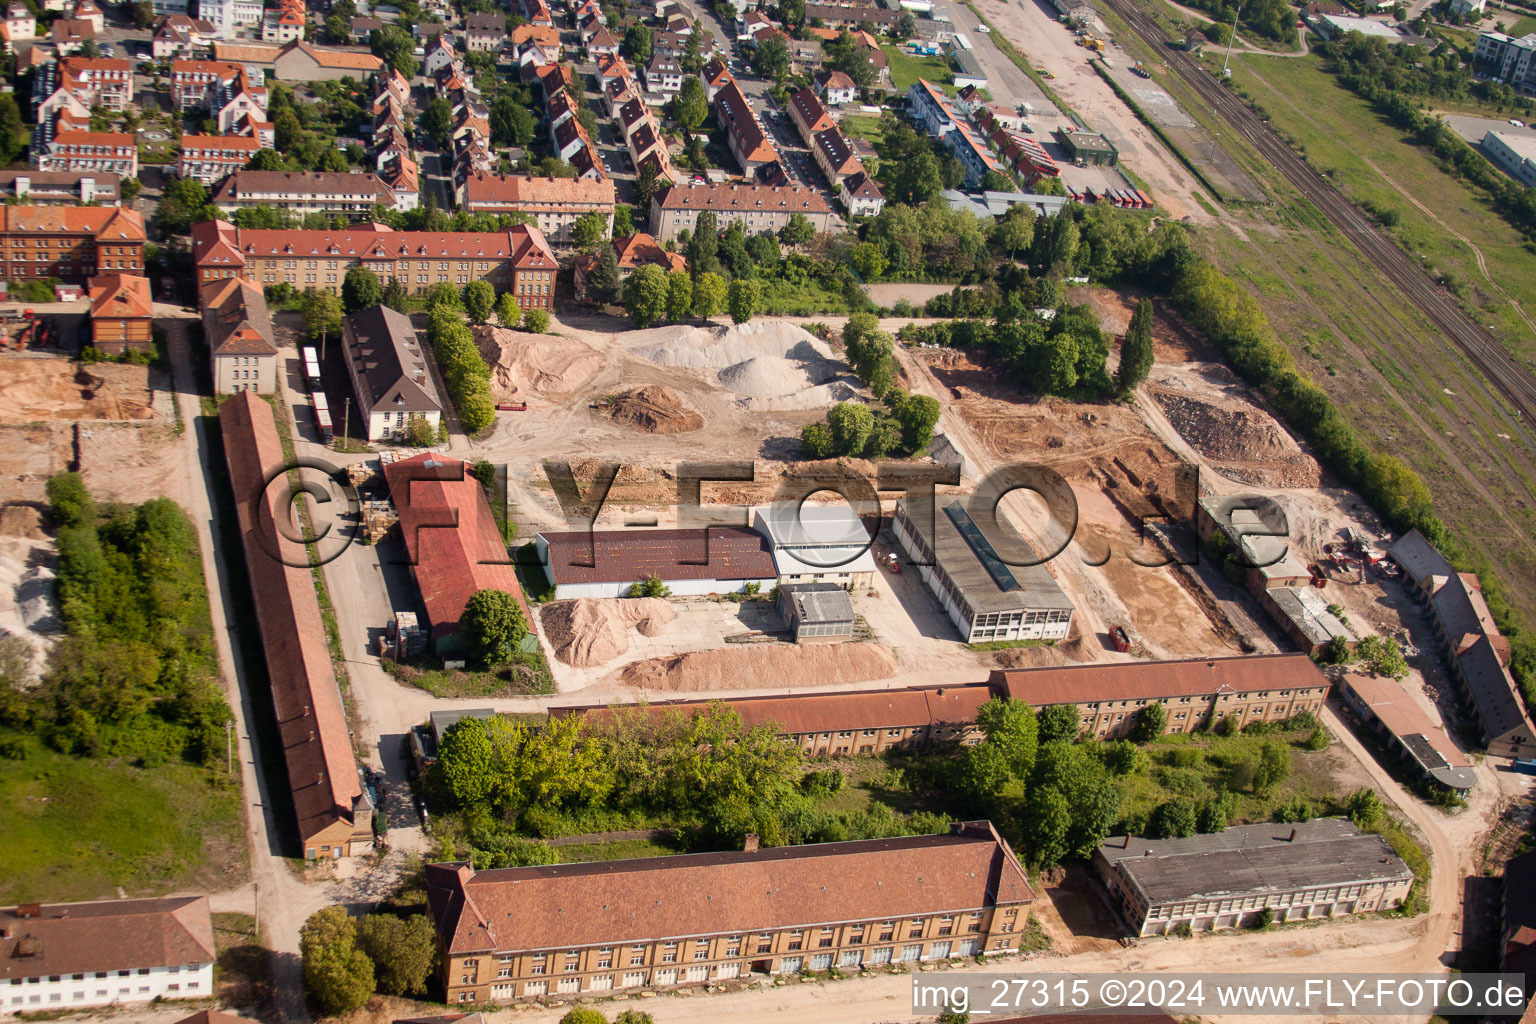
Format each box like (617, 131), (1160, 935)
(692, 946), (708, 960)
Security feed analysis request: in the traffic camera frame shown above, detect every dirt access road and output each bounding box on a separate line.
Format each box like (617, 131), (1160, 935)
(970, 0), (1213, 223)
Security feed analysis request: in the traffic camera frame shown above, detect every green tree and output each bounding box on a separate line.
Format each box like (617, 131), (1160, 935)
(1196, 798), (1228, 834)
(1128, 701), (1165, 743)
(1115, 298), (1155, 393)
(155, 177), (212, 233)
(371, 24), (420, 76)
(975, 697), (1039, 780)
(777, 0), (805, 24)
(382, 276), (410, 312)
(826, 402), (874, 456)
(463, 280), (496, 323)
(623, 264), (670, 328)
(751, 34), (790, 78)
(889, 391), (940, 451)
(613, 1012), (656, 1024)
(559, 1010), (611, 1024)
(1021, 784), (1071, 867)
(300, 907), (374, 1016)
(666, 270), (693, 323)
(342, 266), (383, 313)
(1346, 787), (1385, 831)
(688, 210), (720, 276)
(1148, 798), (1198, 839)
(692, 271), (726, 319)
(424, 280), (462, 311)
(571, 210), (610, 251)
(247, 148), (285, 171)
(355, 914), (436, 996)
(0, 94), (25, 165)
(778, 212), (815, 247)
(849, 241), (887, 281)
(434, 715), (518, 806)
(1252, 739), (1291, 796)
(673, 75), (708, 130)
(46, 473), (95, 529)
(892, 148), (943, 206)
(1356, 634), (1409, 680)
(799, 421), (835, 458)
(990, 205), (1035, 259)
(1033, 212), (1079, 271)
(1036, 704), (1080, 743)
(302, 289), (342, 342)
(273, 106), (302, 151)
(496, 292), (522, 328)
(586, 245), (621, 305)
(727, 278), (760, 324)
(623, 22), (652, 61)
(461, 589), (529, 666)
(403, 414), (436, 447)
(629, 573), (671, 598)
(523, 308), (551, 333)
(130, 0), (155, 27)
(612, 205), (636, 236)
(491, 93), (537, 147)
(421, 96), (454, 148)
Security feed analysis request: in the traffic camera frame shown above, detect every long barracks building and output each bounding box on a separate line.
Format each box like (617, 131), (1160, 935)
(427, 822), (1033, 1004)
(548, 653), (1332, 753)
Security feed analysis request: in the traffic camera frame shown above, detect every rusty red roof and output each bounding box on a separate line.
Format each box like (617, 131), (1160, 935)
(536, 527), (777, 586)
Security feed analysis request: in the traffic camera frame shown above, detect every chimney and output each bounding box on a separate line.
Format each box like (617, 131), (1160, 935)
(743, 833), (759, 853)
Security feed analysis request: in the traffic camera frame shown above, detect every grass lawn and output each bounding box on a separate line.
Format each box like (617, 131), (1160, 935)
(881, 44), (954, 92)
(1506, 14), (1536, 35)
(213, 912), (272, 1006)
(384, 652), (557, 697)
(555, 837), (686, 863)
(838, 114), (886, 150)
(0, 736), (245, 904)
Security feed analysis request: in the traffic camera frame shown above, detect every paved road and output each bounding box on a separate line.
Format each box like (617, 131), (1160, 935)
(939, 0), (1062, 117)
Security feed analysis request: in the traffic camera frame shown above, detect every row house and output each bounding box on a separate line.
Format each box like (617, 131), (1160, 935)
(451, 136), (497, 194)
(422, 34), (456, 76)
(595, 53), (631, 96)
(585, 24), (619, 57)
(652, 29), (689, 58)
(428, 823), (1035, 1004)
(811, 127), (865, 189)
(650, 182), (834, 243)
(151, 13), (215, 57)
(190, 221), (558, 309)
(212, 170), (398, 217)
(804, 3), (897, 30)
(573, 0), (603, 25)
(458, 172), (616, 245)
(519, 0), (554, 27)
(32, 57), (133, 117)
(788, 86), (833, 144)
(513, 22), (562, 60)
(715, 80), (778, 179)
(0, 205), (146, 283)
(33, 129), (138, 178)
(178, 134), (261, 184)
(378, 151), (420, 211)
(908, 77), (956, 137)
(945, 123), (1008, 186)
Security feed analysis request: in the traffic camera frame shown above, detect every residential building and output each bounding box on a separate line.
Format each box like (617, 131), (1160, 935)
(778, 582), (854, 643)
(1483, 130), (1536, 188)
(212, 170), (397, 216)
(2, 1), (34, 47)
(349, 15), (382, 41)
(200, 0), (265, 38)
(427, 822), (1035, 1003)
(191, 221), (558, 307)
(890, 498), (1074, 644)
(340, 305), (443, 442)
(787, 36), (823, 74)
(715, 80), (778, 177)
(464, 11), (505, 51)
(1094, 819), (1414, 937)
(804, 3), (897, 29)
(788, 86), (834, 143)
(945, 124), (1006, 185)
(0, 170), (118, 204)
(32, 57), (133, 114)
(32, 123), (137, 178)
(87, 273), (152, 354)
(49, 16), (93, 50)
(650, 183), (835, 243)
(0, 205), (145, 283)
(751, 503), (877, 587)
(170, 58), (244, 111)
(219, 392), (373, 859)
(260, 0), (304, 42)
(1504, 849), (1536, 981)
(214, 38), (382, 80)
(1388, 528), (1536, 759)
(533, 526), (779, 599)
(571, 231), (687, 301)
(812, 126), (865, 187)
(459, 173), (615, 245)
(703, 54), (733, 100)
(841, 170), (884, 216)
(152, 13), (215, 57)
(514, 22), (562, 58)
(1337, 673), (1476, 794)
(815, 69), (857, 105)
(177, 134), (261, 184)
(644, 54), (684, 96)
(1451, 0), (1486, 14)
(382, 452), (534, 656)
(201, 276), (277, 394)
(0, 897), (216, 1011)
(422, 35), (456, 75)
(992, 652), (1329, 739)
(908, 78), (957, 136)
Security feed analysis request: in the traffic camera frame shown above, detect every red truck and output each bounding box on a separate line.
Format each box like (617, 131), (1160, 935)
(495, 401), (528, 412)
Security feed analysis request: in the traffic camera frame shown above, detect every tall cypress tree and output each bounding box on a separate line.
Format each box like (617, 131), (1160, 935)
(1115, 298), (1155, 393)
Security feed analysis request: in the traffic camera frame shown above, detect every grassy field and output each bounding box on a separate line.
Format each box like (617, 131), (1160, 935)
(555, 837), (685, 863)
(0, 735), (246, 904)
(838, 114), (887, 150)
(881, 44), (954, 92)
(384, 652), (556, 697)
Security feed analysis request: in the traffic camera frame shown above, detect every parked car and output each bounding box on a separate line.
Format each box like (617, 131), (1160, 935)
(1510, 118), (1526, 127)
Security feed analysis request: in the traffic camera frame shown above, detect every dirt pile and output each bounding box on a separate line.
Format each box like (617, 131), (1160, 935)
(0, 504), (46, 540)
(607, 385), (703, 434)
(476, 326), (606, 401)
(0, 359), (160, 425)
(628, 321), (854, 409)
(1150, 378), (1321, 488)
(0, 530), (59, 685)
(541, 597), (676, 667)
(613, 642), (897, 691)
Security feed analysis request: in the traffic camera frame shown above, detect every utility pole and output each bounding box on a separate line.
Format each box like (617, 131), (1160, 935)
(226, 719), (232, 774)
(1222, 2), (1244, 76)
(341, 396), (350, 451)
(253, 883), (259, 935)
(320, 323), (327, 367)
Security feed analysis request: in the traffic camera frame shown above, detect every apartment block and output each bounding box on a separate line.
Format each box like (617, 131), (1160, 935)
(177, 134), (261, 184)
(0, 205), (146, 283)
(211, 170), (396, 216)
(650, 182), (834, 243)
(458, 173), (616, 244)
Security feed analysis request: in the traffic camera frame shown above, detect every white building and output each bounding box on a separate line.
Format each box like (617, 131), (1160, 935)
(197, 0), (263, 37)
(340, 305), (443, 442)
(1483, 130), (1536, 187)
(752, 502), (878, 588)
(1474, 31), (1536, 89)
(1, 897), (215, 1014)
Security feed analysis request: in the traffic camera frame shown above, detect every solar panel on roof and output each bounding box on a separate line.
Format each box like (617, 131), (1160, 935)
(944, 501), (1018, 592)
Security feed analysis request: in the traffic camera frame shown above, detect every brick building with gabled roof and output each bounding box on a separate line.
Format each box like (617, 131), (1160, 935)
(211, 170), (397, 217)
(458, 173), (616, 244)
(0, 897), (216, 1009)
(383, 453), (534, 656)
(88, 272), (152, 354)
(427, 821), (1034, 1003)
(714, 80), (778, 177)
(650, 182), (834, 243)
(341, 305), (443, 442)
(219, 392), (372, 859)
(572, 231), (686, 301)
(534, 526), (779, 599)
(0, 204), (145, 283)
(201, 276), (277, 394)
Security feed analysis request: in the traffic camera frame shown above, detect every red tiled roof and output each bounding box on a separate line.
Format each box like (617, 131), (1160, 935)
(536, 527), (777, 585)
(0, 204), (145, 240)
(992, 653), (1328, 706)
(655, 182), (832, 215)
(788, 86), (833, 134)
(384, 453), (534, 640)
(192, 223), (556, 269)
(428, 822), (1034, 955)
(219, 393), (362, 843)
(462, 172), (615, 209)
(612, 232), (686, 273)
(89, 273), (152, 319)
(1339, 673), (1470, 768)
(0, 897), (215, 980)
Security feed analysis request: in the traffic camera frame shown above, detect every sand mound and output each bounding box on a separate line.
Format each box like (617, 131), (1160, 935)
(477, 326), (606, 401)
(614, 642), (897, 692)
(629, 321), (851, 404)
(607, 385), (703, 434)
(1151, 383), (1321, 488)
(542, 597), (676, 667)
(0, 535), (60, 685)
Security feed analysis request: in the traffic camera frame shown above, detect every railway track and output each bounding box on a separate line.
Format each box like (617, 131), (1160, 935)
(1100, 0), (1536, 427)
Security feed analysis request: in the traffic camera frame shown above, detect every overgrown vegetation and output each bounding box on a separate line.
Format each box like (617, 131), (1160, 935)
(426, 304), (496, 434)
